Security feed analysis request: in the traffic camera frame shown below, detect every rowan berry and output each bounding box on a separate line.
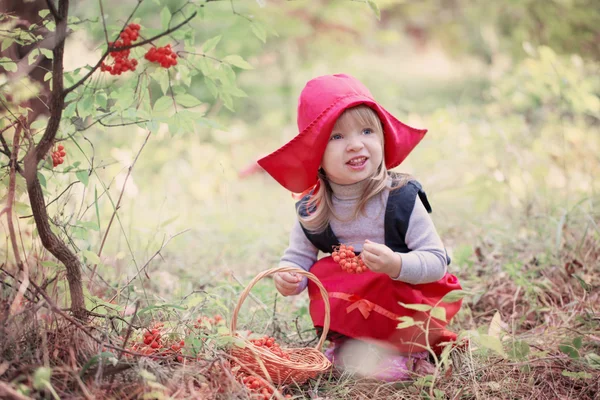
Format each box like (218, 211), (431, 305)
(101, 24), (141, 76)
(333, 244), (368, 274)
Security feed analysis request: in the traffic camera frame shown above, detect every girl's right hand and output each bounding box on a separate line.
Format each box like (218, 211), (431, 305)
(273, 270), (302, 296)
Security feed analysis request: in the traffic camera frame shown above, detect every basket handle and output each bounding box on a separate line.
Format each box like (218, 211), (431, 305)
(230, 266), (331, 351)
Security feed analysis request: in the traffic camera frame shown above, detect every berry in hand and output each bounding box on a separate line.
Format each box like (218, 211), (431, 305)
(332, 244), (367, 274)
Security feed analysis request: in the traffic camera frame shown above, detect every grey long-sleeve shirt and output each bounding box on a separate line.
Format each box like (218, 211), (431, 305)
(279, 178), (448, 294)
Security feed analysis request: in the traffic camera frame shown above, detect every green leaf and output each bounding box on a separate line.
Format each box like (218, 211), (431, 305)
(3, 60), (17, 72)
(1, 38), (14, 52)
(585, 353), (600, 369)
(82, 250), (101, 264)
(508, 340), (530, 360)
(220, 92), (234, 111)
(250, 21), (267, 43)
(30, 120), (46, 130)
(44, 71), (52, 81)
(223, 55), (253, 70)
(559, 344), (580, 359)
(160, 7), (171, 30)
(441, 290), (469, 303)
(76, 170), (89, 186)
(94, 186), (101, 231)
(479, 334), (506, 357)
(201, 35), (222, 53)
(80, 352), (118, 377)
(37, 172), (46, 188)
(367, 0), (381, 20)
(41, 260), (59, 268)
(430, 306), (447, 322)
(561, 370), (592, 380)
(175, 94), (202, 108)
(78, 221), (100, 231)
(39, 48), (53, 59)
(396, 316), (415, 329)
(32, 367), (52, 390)
(28, 49), (39, 65)
(573, 336), (583, 349)
(153, 96), (172, 113)
(399, 302), (432, 312)
(39, 10), (50, 18)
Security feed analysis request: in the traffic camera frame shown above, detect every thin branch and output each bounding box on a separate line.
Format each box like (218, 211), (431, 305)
(0, 133), (23, 175)
(19, 181), (80, 219)
(98, 0), (110, 44)
(107, 229), (189, 303)
(6, 121), (28, 316)
(98, 119), (148, 127)
(63, 11), (197, 97)
(89, 130), (152, 286)
(45, 0), (61, 21)
(28, 280), (152, 358)
(178, 50), (224, 63)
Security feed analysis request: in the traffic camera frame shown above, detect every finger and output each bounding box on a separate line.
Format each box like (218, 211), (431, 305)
(361, 253), (376, 268)
(361, 250), (379, 263)
(280, 272), (301, 283)
(363, 241), (381, 256)
(275, 274), (299, 289)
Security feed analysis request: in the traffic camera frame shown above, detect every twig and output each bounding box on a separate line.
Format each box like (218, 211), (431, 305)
(106, 230), (190, 303)
(27, 280), (155, 358)
(88, 130), (152, 287)
(6, 122), (29, 316)
(98, 0), (109, 44)
(19, 181), (80, 219)
(45, 0), (61, 21)
(0, 381), (30, 400)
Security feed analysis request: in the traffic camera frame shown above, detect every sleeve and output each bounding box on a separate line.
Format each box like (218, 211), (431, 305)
(393, 196), (448, 284)
(278, 219), (319, 294)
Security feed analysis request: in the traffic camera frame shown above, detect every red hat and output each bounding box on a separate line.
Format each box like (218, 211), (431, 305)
(257, 74), (427, 193)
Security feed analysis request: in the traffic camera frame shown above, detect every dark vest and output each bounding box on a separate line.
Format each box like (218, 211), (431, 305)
(295, 180), (451, 264)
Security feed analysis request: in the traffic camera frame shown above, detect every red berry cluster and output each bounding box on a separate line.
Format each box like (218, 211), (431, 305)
(194, 313), (224, 329)
(144, 44), (178, 68)
(333, 244), (368, 274)
(100, 23), (141, 75)
(51, 145), (66, 168)
(250, 335), (290, 360)
(126, 322), (185, 362)
(239, 374), (292, 400)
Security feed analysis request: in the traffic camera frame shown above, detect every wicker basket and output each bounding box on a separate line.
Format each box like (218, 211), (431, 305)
(230, 266), (332, 384)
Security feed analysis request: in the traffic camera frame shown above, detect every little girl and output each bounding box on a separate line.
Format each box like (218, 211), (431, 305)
(257, 74), (462, 381)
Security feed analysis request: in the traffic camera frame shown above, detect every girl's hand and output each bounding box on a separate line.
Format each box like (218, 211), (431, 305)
(273, 270), (302, 296)
(361, 239), (402, 278)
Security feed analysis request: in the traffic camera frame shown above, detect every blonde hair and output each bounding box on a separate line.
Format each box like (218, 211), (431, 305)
(298, 105), (411, 233)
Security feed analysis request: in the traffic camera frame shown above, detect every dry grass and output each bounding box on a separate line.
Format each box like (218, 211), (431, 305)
(1, 215), (599, 399)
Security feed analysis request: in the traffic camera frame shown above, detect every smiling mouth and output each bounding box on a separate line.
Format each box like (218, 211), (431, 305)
(346, 157), (368, 167)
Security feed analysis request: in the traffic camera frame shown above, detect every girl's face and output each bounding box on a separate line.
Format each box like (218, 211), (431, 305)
(321, 107), (383, 185)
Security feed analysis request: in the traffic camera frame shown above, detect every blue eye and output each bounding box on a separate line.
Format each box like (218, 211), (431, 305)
(330, 134), (342, 140)
(362, 128), (373, 135)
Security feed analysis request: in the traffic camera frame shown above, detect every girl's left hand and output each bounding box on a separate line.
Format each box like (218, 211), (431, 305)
(361, 239), (402, 278)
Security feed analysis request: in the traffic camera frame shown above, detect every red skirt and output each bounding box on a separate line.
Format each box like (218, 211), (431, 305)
(307, 256), (462, 354)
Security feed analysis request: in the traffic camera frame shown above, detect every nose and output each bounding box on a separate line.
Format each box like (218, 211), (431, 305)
(346, 136), (365, 152)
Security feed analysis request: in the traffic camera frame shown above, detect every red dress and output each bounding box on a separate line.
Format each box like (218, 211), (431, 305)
(307, 257), (462, 354)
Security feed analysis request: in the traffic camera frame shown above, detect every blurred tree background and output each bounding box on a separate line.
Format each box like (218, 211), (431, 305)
(1, 0), (597, 312)
(56, 0), (598, 287)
